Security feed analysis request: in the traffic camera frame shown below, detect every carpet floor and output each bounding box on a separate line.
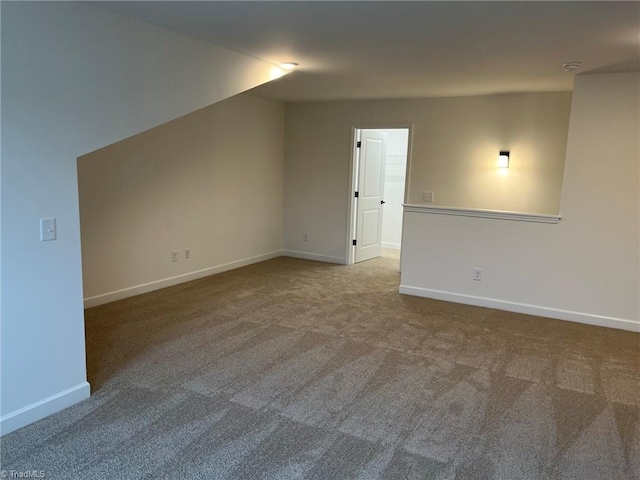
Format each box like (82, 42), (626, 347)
(2, 255), (639, 479)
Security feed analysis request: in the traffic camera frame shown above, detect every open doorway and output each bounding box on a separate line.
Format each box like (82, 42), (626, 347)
(348, 127), (410, 264)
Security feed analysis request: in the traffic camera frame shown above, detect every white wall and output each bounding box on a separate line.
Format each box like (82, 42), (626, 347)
(406, 93), (571, 213)
(401, 73), (640, 330)
(375, 129), (408, 249)
(284, 92), (571, 262)
(1, 1), (278, 434)
(79, 94), (284, 305)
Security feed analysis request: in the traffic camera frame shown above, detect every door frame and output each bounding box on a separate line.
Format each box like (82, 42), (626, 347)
(346, 123), (414, 265)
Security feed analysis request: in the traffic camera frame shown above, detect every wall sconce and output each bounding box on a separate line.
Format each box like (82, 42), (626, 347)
(497, 150), (510, 168)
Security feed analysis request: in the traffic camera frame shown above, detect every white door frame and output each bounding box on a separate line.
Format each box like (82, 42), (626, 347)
(346, 123), (414, 265)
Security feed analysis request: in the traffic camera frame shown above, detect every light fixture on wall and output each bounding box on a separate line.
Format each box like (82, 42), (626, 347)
(498, 150), (510, 168)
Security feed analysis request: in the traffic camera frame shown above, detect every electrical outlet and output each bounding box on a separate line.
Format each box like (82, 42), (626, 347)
(473, 268), (483, 281)
(185, 249), (190, 259)
(302, 233), (309, 242)
(172, 250), (179, 262)
(423, 191), (434, 203)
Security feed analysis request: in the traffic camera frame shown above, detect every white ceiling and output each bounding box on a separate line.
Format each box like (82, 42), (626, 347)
(91, 1), (640, 102)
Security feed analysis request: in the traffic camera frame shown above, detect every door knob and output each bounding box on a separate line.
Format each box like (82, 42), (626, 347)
(380, 200), (386, 204)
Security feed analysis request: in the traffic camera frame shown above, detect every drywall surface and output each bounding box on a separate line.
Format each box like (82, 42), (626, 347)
(1, 1), (276, 433)
(406, 93), (571, 213)
(401, 73), (639, 328)
(377, 129), (408, 249)
(79, 94), (284, 301)
(284, 92), (571, 260)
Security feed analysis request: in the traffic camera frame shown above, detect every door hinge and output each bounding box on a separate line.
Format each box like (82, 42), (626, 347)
(354, 191), (359, 198)
(353, 239), (357, 246)
(356, 141), (361, 148)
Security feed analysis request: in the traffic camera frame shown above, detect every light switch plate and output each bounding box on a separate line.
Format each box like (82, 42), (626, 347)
(40, 218), (57, 241)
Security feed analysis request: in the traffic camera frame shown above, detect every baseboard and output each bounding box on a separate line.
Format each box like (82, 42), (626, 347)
(281, 250), (346, 265)
(399, 285), (640, 333)
(0, 382), (90, 436)
(84, 251), (283, 308)
(382, 242), (401, 250)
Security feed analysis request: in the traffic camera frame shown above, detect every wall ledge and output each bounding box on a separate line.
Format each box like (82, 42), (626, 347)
(403, 204), (562, 224)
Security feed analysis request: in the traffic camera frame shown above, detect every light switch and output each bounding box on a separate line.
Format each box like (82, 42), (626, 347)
(40, 218), (57, 241)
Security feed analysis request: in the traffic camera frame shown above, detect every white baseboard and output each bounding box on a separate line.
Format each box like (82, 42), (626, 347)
(84, 251), (283, 308)
(399, 285), (640, 333)
(0, 382), (90, 436)
(281, 250), (346, 265)
(382, 242), (401, 250)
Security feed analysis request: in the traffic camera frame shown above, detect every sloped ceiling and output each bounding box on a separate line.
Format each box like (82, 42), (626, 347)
(91, 1), (640, 102)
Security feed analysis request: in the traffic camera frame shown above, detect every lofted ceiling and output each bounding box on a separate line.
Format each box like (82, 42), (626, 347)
(91, 1), (640, 102)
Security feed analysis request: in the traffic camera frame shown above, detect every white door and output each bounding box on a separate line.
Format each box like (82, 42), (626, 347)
(355, 130), (387, 263)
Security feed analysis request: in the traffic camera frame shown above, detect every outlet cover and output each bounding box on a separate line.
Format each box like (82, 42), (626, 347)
(423, 191), (434, 203)
(171, 250), (179, 262)
(473, 268), (483, 281)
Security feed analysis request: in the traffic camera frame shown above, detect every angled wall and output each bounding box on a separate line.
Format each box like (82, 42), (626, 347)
(78, 94), (285, 306)
(1, 1), (278, 434)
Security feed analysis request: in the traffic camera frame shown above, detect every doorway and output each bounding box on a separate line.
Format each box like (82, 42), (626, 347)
(348, 127), (410, 264)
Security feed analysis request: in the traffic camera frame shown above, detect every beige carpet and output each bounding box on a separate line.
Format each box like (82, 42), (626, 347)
(2, 255), (639, 479)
